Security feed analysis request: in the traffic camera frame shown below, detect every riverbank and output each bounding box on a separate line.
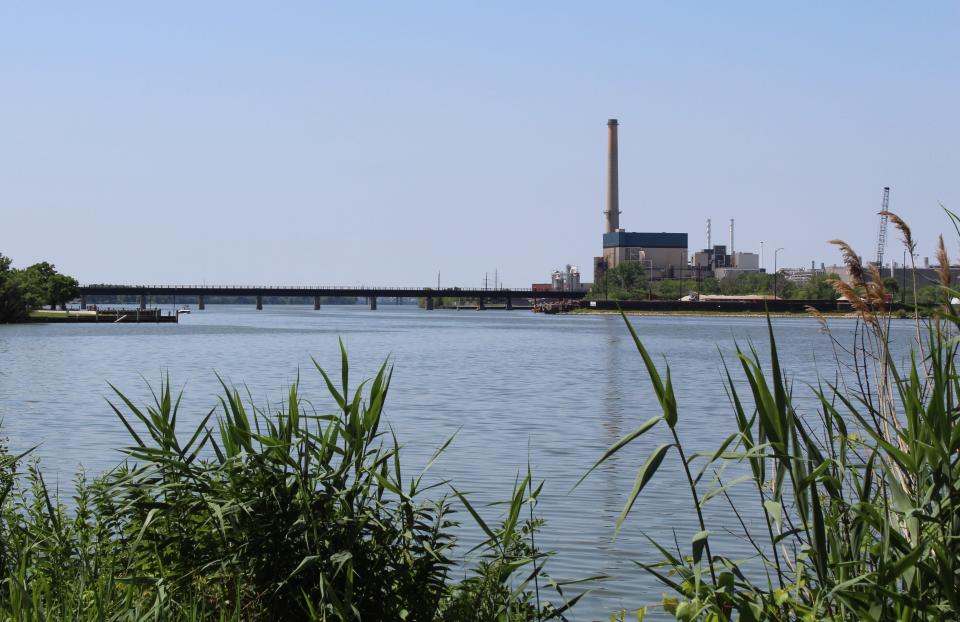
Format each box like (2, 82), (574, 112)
(567, 308), (863, 318)
(29, 309), (96, 318)
(27, 308), (178, 323)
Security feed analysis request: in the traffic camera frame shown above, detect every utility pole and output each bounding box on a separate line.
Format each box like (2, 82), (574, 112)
(774, 248), (784, 299)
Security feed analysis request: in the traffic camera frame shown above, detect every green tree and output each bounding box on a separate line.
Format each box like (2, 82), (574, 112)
(913, 285), (943, 305)
(590, 261), (648, 300)
(45, 274), (79, 309)
(882, 276), (899, 295)
(0, 254), (29, 323)
(15, 262), (79, 309)
(652, 279), (683, 299)
(698, 277), (721, 295)
(718, 272), (772, 296)
(791, 272), (840, 300)
(0, 255), (80, 322)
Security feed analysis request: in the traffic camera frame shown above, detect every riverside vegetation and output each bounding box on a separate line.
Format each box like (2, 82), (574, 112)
(0, 343), (584, 621)
(586, 209), (960, 620)
(0, 253), (79, 323)
(1, 211), (959, 621)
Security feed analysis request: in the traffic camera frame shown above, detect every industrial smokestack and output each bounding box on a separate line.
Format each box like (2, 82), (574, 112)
(605, 119), (620, 234)
(729, 218), (735, 267)
(707, 219), (712, 249)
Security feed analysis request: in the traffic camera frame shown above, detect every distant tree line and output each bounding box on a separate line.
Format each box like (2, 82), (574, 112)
(589, 262), (848, 301)
(0, 253), (79, 323)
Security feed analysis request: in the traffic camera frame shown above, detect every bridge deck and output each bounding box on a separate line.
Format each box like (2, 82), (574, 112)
(78, 285), (586, 300)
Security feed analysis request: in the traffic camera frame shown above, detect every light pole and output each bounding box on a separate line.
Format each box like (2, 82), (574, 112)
(774, 248), (784, 299)
(646, 259), (654, 300)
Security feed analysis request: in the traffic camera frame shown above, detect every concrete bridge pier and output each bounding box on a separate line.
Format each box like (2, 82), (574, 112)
(314, 295), (321, 310)
(139, 294), (146, 310)
(80, 295), (86, 310)
(426, 297), (434, 310)
(256, 295), (263, 310)
(478, 296), (485, 310)
(198, 294), (205, 310)
(368, 296), (377, 310)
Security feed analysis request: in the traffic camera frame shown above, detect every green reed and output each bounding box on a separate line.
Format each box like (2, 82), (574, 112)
(0, 339), (580, 621)
(587, 211), (960, 621)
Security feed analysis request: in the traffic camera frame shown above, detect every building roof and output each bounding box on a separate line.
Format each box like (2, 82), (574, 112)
(603, 231), (688, 249)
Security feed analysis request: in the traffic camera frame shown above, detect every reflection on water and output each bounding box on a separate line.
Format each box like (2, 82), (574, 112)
(0, 306), (914, 619)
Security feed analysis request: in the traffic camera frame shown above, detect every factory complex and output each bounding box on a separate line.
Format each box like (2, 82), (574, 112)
(538, 119), (763, 292)
(536, 118), (951, 297)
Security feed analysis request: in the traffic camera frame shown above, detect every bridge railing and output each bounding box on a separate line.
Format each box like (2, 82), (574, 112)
(79, 284), (542, 292)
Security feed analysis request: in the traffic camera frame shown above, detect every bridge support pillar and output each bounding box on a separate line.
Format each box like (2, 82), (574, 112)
(426, 297), (434, 310)
(198, 294), (205, 310)
(368, 296), (377, 310)
(478, 296), (485, 310)
(314, 295), (321, 310)
(506, 297), (513, 310)
(256, 295), (263, 310)
(80, 295), (86, 310)
(139, 294), (146, 310)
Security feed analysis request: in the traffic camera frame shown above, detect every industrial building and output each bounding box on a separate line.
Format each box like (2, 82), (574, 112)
(593, 119), (689, 282)
(531, 265), (589, 293)
(690, 218), (761, 277)
(550, 264), (587, 291)
(583, 118), (769, 288)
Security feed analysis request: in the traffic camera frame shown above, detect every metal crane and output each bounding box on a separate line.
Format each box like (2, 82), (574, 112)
(876, 186), (890, 267)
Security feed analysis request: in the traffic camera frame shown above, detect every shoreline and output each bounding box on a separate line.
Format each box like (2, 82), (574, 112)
(565, 309), (873, 319)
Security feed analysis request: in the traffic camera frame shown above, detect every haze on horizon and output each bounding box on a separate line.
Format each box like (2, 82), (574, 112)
(2, 2), (957, 288)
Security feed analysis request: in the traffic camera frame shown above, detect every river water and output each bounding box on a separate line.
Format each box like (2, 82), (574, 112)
(0, 305), (917, 620)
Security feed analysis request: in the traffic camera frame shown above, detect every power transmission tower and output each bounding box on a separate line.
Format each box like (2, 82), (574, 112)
(876, 186), (890, 267)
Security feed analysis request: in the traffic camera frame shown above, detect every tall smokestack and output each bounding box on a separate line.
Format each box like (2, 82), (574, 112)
(729, 218), (735, 267)
(605, 119), (620, 234)
(707, 218), (711, 249)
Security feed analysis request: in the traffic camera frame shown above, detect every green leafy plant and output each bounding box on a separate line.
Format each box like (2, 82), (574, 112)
(0, 341), (579, 620)
(584, 210), (960, 620)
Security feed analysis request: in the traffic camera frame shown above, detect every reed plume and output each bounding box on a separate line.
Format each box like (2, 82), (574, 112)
(830, 278), (873, 323)
(881, 210), (916, 253)
(937, 235), (951, 289)
(865, 263), (887, 309)
(829, 239), (866, 287)
(805, 305), (828, 333)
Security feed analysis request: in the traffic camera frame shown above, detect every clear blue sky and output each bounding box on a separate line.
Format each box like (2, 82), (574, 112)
(2, 2), (957, 286)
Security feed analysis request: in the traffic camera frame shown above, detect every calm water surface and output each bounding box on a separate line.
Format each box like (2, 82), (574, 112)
(0, 306), (916, 620)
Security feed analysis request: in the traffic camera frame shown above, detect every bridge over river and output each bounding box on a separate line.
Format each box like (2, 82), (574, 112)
(77, 285), (587, 311)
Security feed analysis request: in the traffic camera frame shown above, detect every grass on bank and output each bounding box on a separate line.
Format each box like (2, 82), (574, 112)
(4, 209), (960, 621)
(0, 341), (586, 621)
(567, 308), (857, 318)
(27, 309), (96, 318)
(586, 209), (960, 621)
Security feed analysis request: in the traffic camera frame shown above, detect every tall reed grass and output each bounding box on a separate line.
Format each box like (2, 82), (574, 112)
(0, 341), (582, 621)
(5, 214), (958, 621)
(586, 211), (960, 621)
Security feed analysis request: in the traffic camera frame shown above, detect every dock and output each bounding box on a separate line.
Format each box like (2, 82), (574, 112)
(29, 309), (178, 323)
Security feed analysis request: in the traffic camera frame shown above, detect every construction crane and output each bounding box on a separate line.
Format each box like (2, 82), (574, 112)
(876, 186), (890, 267)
